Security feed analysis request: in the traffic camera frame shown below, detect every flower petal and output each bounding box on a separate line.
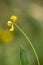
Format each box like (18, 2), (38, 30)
(10, 25), (14, 31)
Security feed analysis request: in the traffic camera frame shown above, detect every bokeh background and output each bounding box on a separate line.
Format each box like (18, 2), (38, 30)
(0, 0), (43, 65)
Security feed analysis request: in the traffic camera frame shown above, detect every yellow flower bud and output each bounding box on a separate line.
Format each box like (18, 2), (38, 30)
(7, 21), (12, 27)
(10, 25), (14, 31)
(11, 16), (17, 21)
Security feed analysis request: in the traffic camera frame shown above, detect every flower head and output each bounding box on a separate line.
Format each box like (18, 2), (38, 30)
(7, 21), (12, 27)
(7, 16), (17, 31)
(10, 16), (17, 21)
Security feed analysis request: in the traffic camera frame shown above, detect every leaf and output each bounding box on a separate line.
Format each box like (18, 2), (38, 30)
(20, 47), (29, 65)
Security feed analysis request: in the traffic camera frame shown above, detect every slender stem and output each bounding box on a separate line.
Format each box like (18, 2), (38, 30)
(14, 23), (40, 65)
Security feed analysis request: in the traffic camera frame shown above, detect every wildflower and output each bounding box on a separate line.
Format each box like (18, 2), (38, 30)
(7, 16), (17, 31)
(10, 16), (17, 21)
(10, 25), (14, 31)
(7, 21), (12, 27)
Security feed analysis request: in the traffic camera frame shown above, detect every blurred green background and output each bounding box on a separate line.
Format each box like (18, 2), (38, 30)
(0, 0), (43, 65)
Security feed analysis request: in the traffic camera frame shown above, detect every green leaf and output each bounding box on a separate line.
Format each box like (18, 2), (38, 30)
(20, 47), (29, 65)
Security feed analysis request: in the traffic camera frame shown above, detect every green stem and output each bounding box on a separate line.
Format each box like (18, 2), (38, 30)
(14, 23), (40, 65)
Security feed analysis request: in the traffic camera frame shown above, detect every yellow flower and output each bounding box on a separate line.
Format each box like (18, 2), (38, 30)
(10, 16), (17, 21)
(7, 21), (12, 27)
(7, 15), (17, 31)
(10, 25), (14, 31)
(7, 21), (14, 31)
